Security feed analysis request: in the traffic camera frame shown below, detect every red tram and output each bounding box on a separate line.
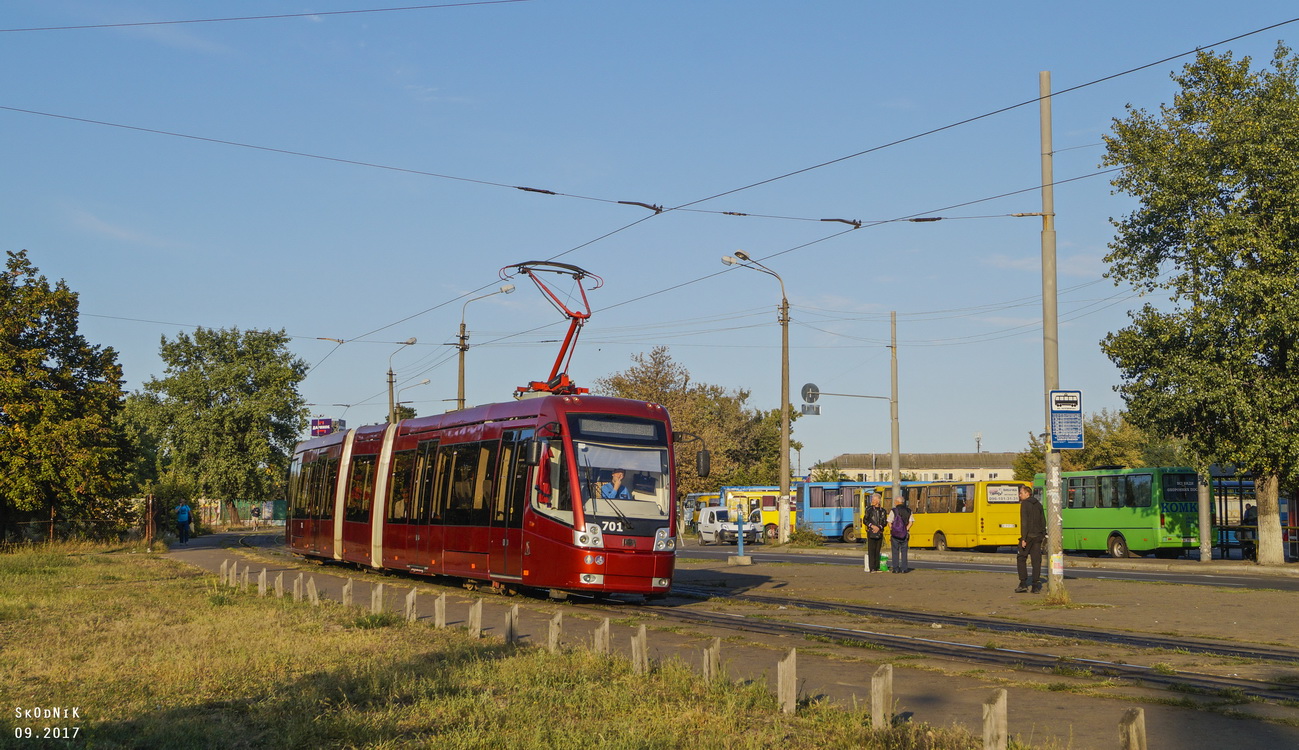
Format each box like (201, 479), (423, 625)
(286, 394), (685, 598)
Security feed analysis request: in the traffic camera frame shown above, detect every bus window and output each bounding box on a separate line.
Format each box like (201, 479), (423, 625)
(1099, 476), (1120, 509)
(954, 484), (974, 513)
(1125, 474), (1153, 508)
(1066, 476), (1097, 509)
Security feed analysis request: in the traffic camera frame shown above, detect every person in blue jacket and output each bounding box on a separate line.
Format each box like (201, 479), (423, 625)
(176, 501), (192, 544)
(601, 469), (632, 500)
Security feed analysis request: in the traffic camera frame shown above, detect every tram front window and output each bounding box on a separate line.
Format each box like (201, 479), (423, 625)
(575, 441), (670, 536)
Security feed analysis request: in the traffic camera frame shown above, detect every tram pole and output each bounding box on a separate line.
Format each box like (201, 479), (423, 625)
(1038, 71), (1065, 597)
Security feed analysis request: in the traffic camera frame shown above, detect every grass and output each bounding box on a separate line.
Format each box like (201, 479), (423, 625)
(1, 542), (991, 749)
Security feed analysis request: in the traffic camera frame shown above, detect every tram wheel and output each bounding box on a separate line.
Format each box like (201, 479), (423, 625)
(1107, 534), (1130, 559)
(933, 532), (948, 552)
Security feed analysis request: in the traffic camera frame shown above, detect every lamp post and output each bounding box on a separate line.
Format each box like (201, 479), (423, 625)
(457, 283), (515, 410)
(722, 250), (792, 543)
(396, 378), (431, 417)
(387, 337), (417, 424)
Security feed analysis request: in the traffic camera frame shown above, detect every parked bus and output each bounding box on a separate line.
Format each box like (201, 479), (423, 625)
(1034, 466), (1200, 558)
(900, 480), (1029, 551)
(682, 492), (719, 530)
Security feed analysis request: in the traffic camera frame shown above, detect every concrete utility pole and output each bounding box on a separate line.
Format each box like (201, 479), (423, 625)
(889, 311), (901, 503)
(1039, 71), (1065, 596)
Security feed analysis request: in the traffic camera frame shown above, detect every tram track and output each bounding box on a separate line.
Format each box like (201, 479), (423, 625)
(649, 596), (1299, 704)
(673, 585), (1299, 665)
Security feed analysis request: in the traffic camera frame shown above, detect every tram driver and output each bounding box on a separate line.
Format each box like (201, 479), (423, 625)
(601, 468), (633, 500)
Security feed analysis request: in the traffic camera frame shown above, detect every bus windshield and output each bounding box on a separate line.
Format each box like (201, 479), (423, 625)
(574, 440), (671, 535)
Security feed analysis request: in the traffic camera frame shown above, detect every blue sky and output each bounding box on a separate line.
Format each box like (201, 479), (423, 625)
(4, 2), (1297, 470)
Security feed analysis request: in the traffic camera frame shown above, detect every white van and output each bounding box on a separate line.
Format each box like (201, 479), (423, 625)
(697, 507), (762, 546)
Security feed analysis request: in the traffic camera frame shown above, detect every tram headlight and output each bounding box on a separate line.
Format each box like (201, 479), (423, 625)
(579, 573), (605, 585)
(653, 577), (670, 588)
(653, 527), (675, 551)
(574, 523), (604, 549)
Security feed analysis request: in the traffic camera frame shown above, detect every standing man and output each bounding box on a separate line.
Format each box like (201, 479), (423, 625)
(864, 492), (888, 573)
(1016, 485), (1046, 593)
(886, 496), (914, 574)
(176, 501), (192, 545)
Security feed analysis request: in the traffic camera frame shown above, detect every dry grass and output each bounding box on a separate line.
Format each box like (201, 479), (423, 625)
(1, 542), (1015, 749)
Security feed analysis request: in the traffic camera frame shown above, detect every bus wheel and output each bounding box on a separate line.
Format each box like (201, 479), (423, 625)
(765, 524), (779, 541)
(842, 526), (859, 543)
(1107, 534), (1130, 558)
(933, 532), (948, 552)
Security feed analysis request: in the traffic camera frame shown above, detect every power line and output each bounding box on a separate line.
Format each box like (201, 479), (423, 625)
(0, 1), (531, 33)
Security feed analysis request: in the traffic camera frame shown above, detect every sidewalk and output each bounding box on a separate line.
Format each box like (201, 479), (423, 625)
(167, 532), (1299, 750)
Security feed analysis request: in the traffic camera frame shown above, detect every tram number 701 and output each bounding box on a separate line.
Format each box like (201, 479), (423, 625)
(600, 521), (625, 533)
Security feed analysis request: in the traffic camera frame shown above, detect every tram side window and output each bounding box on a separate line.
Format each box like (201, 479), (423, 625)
(387, 450), (416, 523)
(1124, 474), (1153, 508)
(288, 457), (304, 518)
(494, 432), (532, 526)
(1067, 476), (1097, 509)
(345, 455), (377, 523)
(411, 441), (439, 524)
(531, 442), (574, 526)
(439, 442), (498, 526)
(321, 457), (340, 519)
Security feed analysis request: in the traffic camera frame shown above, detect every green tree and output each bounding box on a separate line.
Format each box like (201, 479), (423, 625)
(592, 346), (799, 496)
(0, 250), (134, 537)
(1100, 44), (1299, 565)
(133, 327), (308, 516)
(1012, 409), (1186, 481)
(810, 461), (848, 482)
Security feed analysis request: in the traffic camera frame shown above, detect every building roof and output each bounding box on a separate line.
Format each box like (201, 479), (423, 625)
(827, 452), (1017, 470)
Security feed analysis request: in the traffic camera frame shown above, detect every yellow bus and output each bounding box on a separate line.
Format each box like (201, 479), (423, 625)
(901, 480), (1029, 551)
(718, 485), (798, 541)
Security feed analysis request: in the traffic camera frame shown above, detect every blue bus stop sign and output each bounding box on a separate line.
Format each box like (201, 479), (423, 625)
(1049, 390), (1084, 450)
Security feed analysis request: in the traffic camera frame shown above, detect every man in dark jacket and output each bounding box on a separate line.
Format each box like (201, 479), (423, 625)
(863, 492), (888, 573)
(1016, 485), (1046, 593)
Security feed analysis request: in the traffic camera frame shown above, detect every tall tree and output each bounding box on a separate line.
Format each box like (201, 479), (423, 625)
(1012, 409), (1184, 480)
(593, 346), (798, 496)
(0, 250), (133, 537)
(135, 327), (308, 512)
(1100, 44), (1299, 564)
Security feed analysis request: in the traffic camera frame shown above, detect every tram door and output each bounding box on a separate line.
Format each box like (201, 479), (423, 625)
(490, 430), (532, 579)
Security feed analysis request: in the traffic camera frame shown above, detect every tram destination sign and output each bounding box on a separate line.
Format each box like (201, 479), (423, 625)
(1049, 389), (1083, 450)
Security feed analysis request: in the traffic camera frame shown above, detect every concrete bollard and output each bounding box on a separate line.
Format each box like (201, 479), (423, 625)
(505, 604), (519, 645)
(434, 593), (447, 628)
(631, 624), (649, 674)
(982, 688), (1007, 750)
(405, 589), (418, 622)
(307, 577), (319, 606)
(241, 567), (249, 592)
(871, 663), (892, 731)
(371, 583), (385, 615)
(1120, 708), (1147, 750)
(703, 637), (722, 682)
(275, 572), (284, 599)
(548, 612), (563, 653)
(593, 618), (611, 655)
(342, 579), (353, 608)
(219, 560), (228, 585)
(467, 599), (482, 638)
(257, 569), (267, 597)
(292, 574), (302, 603)
(777, 649), (797, 714)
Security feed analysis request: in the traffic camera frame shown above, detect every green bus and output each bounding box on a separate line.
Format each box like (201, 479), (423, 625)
(1034, 467), (1200, 558)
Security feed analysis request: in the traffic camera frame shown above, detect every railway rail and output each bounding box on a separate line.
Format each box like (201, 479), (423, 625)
(672, 585), (1299, 665)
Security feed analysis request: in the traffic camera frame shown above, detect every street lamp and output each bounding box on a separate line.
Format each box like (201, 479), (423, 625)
(721, 250), (792, 543)
(457, 283), (515, 410)
(396, 378), (431, 417)
(387, 337), (417, 424)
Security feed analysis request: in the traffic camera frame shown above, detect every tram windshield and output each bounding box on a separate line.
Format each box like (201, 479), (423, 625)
(574, 441), (671, 535)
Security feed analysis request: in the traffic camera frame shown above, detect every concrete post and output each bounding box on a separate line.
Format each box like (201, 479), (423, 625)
(982, 688), (1007, 750)
(434, 593), (446, 628)
(777, 649), (797, 714)
(703, 637), (722, 682)
(405, 589), (418, 622)
(307, 577), (319, 606)
(871, 663), (893, 731)
(1120, 708), (1147, 750)
(341, 578), (352, 608)
(548, 612), (563, 653)
(371, 583), (385, 615)
(631, 624), (649, 674)
(467, 599), (482, 638)
(593, 618), (610, 655)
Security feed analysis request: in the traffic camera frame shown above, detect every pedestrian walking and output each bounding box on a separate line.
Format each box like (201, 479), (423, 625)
(1016, 485), (1046, 593)
(176, 501), (193, 545)
(886, 496), (913, 573)
(864, 492), (888, 573)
